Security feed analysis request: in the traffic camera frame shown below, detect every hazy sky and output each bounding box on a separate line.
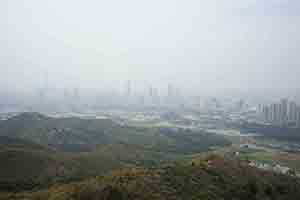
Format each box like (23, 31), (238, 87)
(0, 0), (300, 95)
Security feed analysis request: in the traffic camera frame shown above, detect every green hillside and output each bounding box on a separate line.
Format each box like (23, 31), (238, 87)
(0, 113), (232, 193)
(0, 138), (175, 192)
(0, 137), (80, 191)
(0, 136), (50, 152)
(3, 155), (300, 200)
(0, 113), (230, 153)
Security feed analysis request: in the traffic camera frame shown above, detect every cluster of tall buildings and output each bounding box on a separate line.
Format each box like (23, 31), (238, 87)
(124, 81), (182, 106)
(262, 99), (300, 127)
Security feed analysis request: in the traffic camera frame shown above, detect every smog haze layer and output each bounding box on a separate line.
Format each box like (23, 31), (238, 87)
(0, 0), (300, 97)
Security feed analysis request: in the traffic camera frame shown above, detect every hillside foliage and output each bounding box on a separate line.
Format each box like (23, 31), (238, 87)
(2, 155), (300, 200)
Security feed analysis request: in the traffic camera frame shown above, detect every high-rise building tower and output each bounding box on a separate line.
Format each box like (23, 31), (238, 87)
(126, 80), (131, 96)
(167, 84), (173, 98)
(289, 101), (298, 122)
(270, 103), (275, 122)
(297, 107), (300, 128)
(280, 98), (288, 125)
(270, 103), (280, 123)
(149, 86), (153, 97)
(262, 105), (270, 122)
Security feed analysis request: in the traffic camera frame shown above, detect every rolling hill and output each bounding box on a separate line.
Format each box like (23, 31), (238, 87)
(0, 112), (232, 192)
(0, 112), (230, 153)
(0, 137), (174, 192)
(3, 155), (300, 200)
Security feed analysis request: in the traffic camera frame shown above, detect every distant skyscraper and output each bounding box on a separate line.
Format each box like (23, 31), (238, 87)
(277, 103), (282, 124)
(149, 86), (153, 97)
(289, 101), (298, 122)
(270, 103), (281, 124)
(270, 103), (276, 122)
(237, 99), (244, 110)
(297, 107), (300, 128)
(262, 105), (270, 122)
(126, 80), (131, 96)
(280, 98), (288, 125)
(263, 99), (300, 127)
(258, 104), (262, 113)
(167, 84), (173, 98)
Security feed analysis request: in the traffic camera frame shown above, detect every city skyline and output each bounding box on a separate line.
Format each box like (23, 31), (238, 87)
(1, 1), (300, 96)
(262, 98), (300, 127)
